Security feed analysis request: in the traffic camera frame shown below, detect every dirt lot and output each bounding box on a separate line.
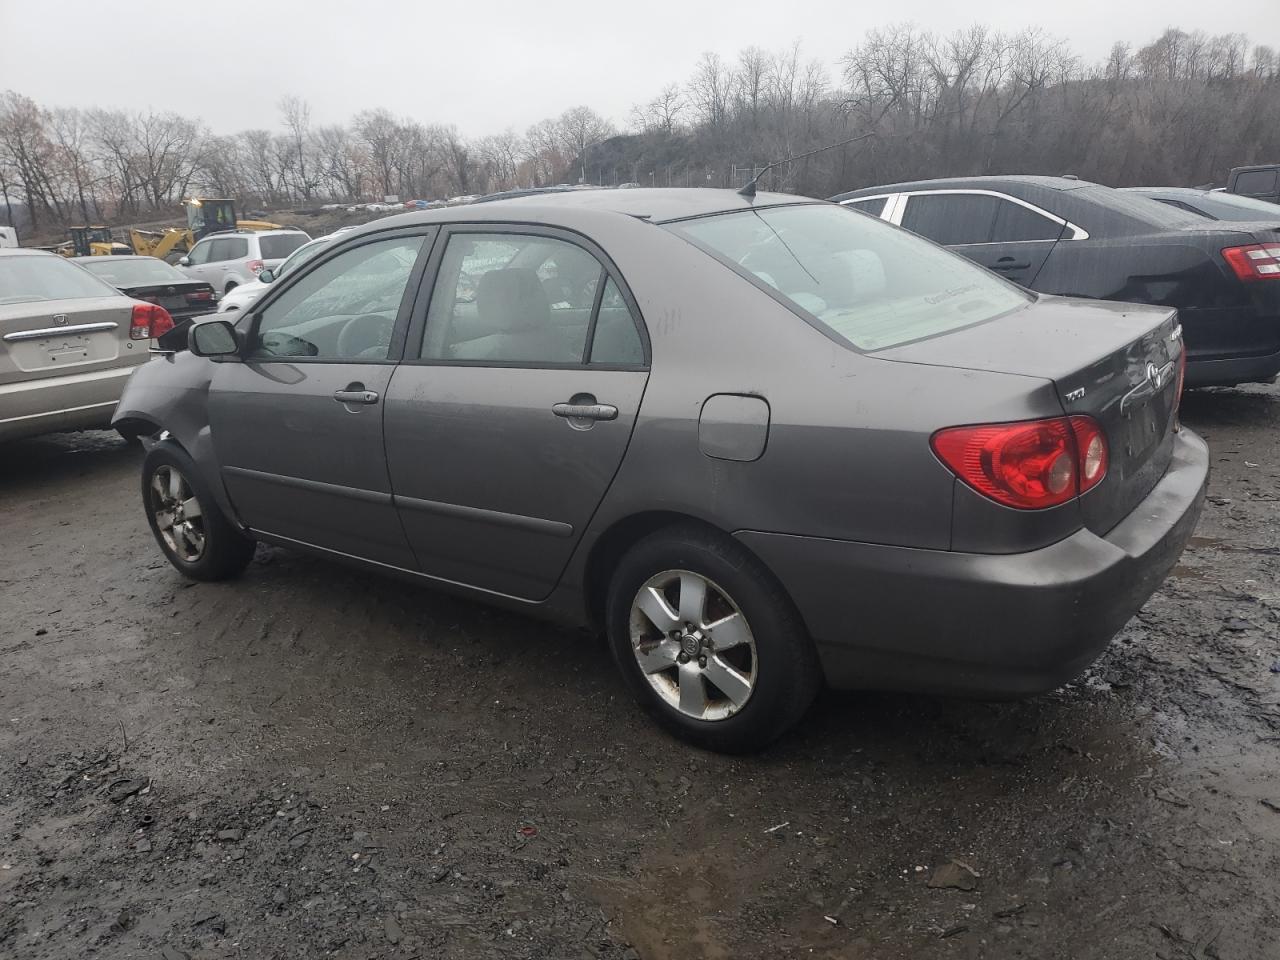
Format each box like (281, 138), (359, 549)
(2, 386), (1279, 960)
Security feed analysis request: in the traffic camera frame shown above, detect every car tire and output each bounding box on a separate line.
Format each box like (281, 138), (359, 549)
(142, 442), (255, 582)
(605, 525), (822, 753)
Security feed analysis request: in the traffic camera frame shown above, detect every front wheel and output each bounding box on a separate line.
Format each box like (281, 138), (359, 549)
(142, 443), (255, 581)
(605, 526), (822, 753)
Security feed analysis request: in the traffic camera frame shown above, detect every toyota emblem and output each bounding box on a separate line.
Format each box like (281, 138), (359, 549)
(1146, 362), (1162, 389)
(52, 314), (68, 326)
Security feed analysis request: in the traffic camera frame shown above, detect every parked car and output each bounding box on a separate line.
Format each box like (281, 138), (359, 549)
(1, 249), (173, 442)
(831, 176), (1280, 388)
(218, 229), (357, 313)
(113, 189), (1206, 752)
(1227, 163), (1280, 205)
(176, 228), (310, 295)
(1121, 186), (1280, 221)
(76, 255), (218, 320)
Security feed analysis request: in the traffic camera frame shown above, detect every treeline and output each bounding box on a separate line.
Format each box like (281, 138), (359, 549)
(2, 25), (1278, 236)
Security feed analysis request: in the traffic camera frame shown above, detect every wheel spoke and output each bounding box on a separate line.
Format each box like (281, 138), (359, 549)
(678, 663), (708, 717)
(677, 573), (707, 627)
(635, 638), (679, 674)
(155, 510), (175, 531)
(704, 655), (752, 707)
(636, 586), (679, 634)
(706, 611), (750, 651)
(181, 496), (202, 519)
(168, 469), (182, 501)
(151, 473), (167, 501)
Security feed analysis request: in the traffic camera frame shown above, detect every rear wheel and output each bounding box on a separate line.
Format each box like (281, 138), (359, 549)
(142, 443), (255, 581)
(605, 526), (822, 753)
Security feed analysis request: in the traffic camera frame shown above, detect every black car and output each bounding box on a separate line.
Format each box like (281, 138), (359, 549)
(830, 176), (1280, 388)
(1122, 186), (1280, 222)
(75, 255), (218, 320)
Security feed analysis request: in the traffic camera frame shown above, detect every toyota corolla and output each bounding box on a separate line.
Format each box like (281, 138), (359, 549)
(112, 188), (1207, 752)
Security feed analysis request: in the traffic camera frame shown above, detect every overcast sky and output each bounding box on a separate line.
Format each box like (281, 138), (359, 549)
(0, 0), (1269, 137)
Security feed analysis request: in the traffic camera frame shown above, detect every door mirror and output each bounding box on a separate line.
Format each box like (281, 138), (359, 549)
(178, 256), (191, 266)
(258, 267), (275, 284)
(189, 319), (240, 358)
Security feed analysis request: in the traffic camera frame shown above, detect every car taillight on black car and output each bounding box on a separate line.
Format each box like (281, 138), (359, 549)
(1221, 244), (1280, 281)
(185, 290), (215, 303)
(931, 416), (1108, 510)
(130, 302), (175, 340)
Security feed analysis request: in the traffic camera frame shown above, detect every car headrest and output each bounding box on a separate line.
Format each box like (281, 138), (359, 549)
(477, 268), (550, 333)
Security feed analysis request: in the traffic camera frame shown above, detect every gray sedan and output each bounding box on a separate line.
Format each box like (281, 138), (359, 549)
(1, 249), (173, 442)
(113, 189), (1208, 752)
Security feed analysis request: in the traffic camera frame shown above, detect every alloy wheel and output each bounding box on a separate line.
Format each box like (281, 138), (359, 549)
(149, 465), (206, 563)
(628, 569), (758, 721)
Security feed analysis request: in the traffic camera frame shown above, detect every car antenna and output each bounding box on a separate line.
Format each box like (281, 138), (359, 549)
(737, 132), (878, 199)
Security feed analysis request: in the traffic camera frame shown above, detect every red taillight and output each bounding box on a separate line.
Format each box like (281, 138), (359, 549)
(130, 302), (175, 340)
(186, 290), (214, 301)
(247, 259), (265, 276)
(931, 415), (1108, 510)
(1222, 244), (1280, 282)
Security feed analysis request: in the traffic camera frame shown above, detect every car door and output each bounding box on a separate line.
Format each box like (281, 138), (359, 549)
(182, 238), (215, 284)
(898, 191), (1064, 287)
(206, 229), (434, 567)
(209, 237), (248, 290)
(382, 227), (650, 601)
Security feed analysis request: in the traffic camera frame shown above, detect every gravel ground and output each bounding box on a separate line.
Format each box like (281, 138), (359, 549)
(2, 385), (1279, 960)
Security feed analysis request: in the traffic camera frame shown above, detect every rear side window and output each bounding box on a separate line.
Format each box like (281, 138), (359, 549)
(589, 277), (644, 365)
(209, 237), (247, 261)
(421, 233), (624, 366)
(1234, 169), (1279, 196)
(848, 197), (887, 218)
(900, 193), (999, 245)
(259, 233), (309, 260)
(0, 255), (119, 304)
(667, 203), (1030, 352)
(991, 200), (1064, 242)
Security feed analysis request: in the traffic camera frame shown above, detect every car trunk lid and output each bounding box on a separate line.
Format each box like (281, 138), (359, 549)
(126, 281), (217, 318)
(0, 296), (141, 387)
(876, 297), (1182, 536)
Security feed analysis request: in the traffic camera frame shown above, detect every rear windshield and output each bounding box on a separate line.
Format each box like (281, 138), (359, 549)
(665, 203), (1031, 351)
(0, 255), (119, 305)
(80, 258), (185, 287)
(259, 233), (309, 260)
(1189, 192), (1280, 221)
(1069, 185), (1207, 229)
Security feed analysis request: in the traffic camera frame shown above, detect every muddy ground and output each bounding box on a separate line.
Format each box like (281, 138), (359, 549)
(2, 386), (1279, 960)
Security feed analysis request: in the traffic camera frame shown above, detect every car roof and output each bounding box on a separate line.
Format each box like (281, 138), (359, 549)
(831, 175), (1099, 200)
(350, 187), (817, 235)
(1120, 187), (1205, 196)
(73, 254), (172, 262)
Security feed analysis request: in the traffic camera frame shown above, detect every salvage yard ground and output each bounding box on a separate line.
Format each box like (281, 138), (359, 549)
(1, 385), (1279, 960)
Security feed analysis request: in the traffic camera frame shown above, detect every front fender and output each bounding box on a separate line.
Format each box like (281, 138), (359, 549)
(112, 352), (244, 529)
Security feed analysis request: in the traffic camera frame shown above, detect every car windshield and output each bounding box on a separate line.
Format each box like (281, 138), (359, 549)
(259, 233), (309, 260)
(81, 258), (186, 287)
(666, 203), (1031, 351)
(0, 255), (119, 305)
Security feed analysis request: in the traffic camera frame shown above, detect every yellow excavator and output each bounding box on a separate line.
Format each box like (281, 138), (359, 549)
(52, 225), (132, 257)
(128, 198), (283, 260)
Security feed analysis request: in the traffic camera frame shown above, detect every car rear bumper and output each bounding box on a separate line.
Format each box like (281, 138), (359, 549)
(736, 428), (1208, 697)
(1185, 347), (1280, 388)
(0, 364), (139, 442)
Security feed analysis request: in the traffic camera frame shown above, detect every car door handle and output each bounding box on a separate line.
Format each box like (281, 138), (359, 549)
(991, 259), (1030, 271)
(334, 389), (379, 404)
(552, 402), (618, 421)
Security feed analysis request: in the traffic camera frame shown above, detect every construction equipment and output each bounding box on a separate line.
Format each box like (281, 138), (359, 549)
(128, 199), (283, 261)
(64, 225), (132, 257)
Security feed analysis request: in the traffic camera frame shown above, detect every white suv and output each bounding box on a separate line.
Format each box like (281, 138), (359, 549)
(177, 228), (310, 295)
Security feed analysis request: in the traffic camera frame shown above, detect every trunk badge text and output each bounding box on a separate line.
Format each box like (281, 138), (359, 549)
(1063, 386), (1087, 403)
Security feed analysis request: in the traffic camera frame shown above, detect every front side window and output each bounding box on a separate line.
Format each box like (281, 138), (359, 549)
(991, 199), (1065, 242)
(666, 203), (1031, 352)
(249, 235), (424, 360)
(848, 197), (887, 218)
(421, 233), (606, 364)
(900, 193), (999, 245)
(187, 240), (213, 265)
